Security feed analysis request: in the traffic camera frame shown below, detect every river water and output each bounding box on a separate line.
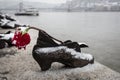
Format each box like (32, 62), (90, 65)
(11, 12), (120, 73)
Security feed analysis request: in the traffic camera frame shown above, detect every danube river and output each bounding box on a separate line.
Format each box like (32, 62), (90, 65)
(12, 12), (120, 72)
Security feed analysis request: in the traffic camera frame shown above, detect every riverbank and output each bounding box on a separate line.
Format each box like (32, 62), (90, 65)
(0, 29), (120, 80)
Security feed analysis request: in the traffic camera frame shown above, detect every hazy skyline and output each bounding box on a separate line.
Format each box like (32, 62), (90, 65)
(0, 0), (68, 4)
(26, 0), (67, 4)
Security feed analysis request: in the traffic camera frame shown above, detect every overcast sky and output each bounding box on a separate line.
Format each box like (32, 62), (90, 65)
(0, 0), (68, 4)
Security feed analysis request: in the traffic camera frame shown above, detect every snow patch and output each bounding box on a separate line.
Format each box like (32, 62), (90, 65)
(35, 46), (93, 61)
(0, 33), (14, 40)
(78, 42), (87, 45)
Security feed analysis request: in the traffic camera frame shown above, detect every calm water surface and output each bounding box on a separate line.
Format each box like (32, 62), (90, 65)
(12, 12), (120, 72)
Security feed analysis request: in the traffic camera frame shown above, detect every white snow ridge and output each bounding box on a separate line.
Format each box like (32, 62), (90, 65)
(36, 46), (93, 61)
